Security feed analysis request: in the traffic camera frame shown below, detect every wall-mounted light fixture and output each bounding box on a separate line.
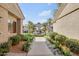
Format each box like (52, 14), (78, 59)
(0, 16), (2, 18)
(0, 16), (2, 22)
(0, 32), (2, 35)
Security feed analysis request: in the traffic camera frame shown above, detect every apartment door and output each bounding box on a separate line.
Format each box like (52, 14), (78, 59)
(13, 21), (16, 33)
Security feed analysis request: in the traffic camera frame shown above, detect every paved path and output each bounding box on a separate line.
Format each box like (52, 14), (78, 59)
(27, 37), (53, 56)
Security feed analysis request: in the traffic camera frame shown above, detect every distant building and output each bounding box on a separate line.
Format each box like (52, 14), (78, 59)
(23, 25), (28, 33)
(47, 24), (53, 33)
(34, 23), (42, 34)
(34, 23), (45, 35)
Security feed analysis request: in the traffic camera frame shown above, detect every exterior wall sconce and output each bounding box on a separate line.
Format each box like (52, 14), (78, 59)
(0, 32), (2, 35)
(0, 16), (2, 18)
(0, 16), (2, 22)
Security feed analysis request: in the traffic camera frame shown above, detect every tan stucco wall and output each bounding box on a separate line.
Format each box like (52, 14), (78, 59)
(8, 10), (23, 35)
(9, 14), (17, 22)
(0, 3), (24, 19)
(8, 13), (17, 37)
(58, 4), (79, 18)
(0, 7), (9, 43)
(0, 4), (24, 43)
(53, 4), (79, 39)
(54, 4), (67, 19)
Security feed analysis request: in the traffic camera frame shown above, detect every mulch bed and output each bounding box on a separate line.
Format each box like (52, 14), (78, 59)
(9, 41), (26, 53)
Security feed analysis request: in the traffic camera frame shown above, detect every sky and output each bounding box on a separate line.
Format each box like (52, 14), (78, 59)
(19, 3), (58, 25)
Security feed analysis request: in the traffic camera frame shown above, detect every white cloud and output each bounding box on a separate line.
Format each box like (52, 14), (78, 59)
(39, 10), (51, 17)
(47, 3), (52, 6)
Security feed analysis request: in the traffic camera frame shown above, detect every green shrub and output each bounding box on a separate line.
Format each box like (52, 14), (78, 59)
(34, 34), (45, 37)
(44, 35), (51, 40)
(48, 32), (79, 55)
(19, 34), (26, 41)
(63, 51), (71, 56)
(48, 32), (58, 40)
(9, 35), (21, 45)
(23, 33), (34, 42)
(60, 45), (71, 56)
(65, 39), (79, 53)
(22, 42), (30, 52)
(22, 33), (34, 52)
(55, 34), (67, 45)
(0, 42), (9, 56)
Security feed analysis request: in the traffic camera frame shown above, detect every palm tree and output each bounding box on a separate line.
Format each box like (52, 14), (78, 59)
(28, 21), (35, 33)
(47, 18), (53, 32)
(42, 22), (47, 34)
(47, 18), (52, 25)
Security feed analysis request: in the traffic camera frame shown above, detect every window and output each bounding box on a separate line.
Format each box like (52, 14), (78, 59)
(8, 20), (13, 33)
(8, 20), (16, 33)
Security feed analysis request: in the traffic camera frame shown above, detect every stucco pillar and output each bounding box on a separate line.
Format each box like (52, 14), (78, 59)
(17, 19), (23, 34)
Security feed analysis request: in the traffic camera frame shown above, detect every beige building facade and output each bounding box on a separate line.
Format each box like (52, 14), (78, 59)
(0, 3), (24, 43)
(53, 3), (79, 39)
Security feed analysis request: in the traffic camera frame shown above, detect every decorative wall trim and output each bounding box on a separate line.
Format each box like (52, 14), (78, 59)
(54, 8), (79, 23)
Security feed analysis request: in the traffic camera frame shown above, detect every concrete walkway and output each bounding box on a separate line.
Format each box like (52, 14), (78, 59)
(27, 37), (53, 56)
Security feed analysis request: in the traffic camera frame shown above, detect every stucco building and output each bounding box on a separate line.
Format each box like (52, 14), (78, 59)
(0, 3), (24, 43)
(53, 3), (79, 39)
